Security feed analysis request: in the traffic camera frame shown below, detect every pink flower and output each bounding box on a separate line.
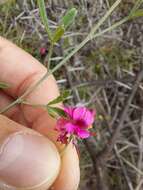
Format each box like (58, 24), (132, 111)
(56, 107), (95, 144)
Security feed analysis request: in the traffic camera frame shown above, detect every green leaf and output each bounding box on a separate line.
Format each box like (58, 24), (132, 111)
(53, 25), (65, 43)
(37, 0), (53, 41)
(0, 82), (9, 89)
(129, 9), (143, 19)
(47, 106), (67, 118)
(62, 8), (78, 29)
(48, 91), (70, 106)
(48, 96), (63, 106)
(62, 91), (70, 99)
(52, 8), (77, 43)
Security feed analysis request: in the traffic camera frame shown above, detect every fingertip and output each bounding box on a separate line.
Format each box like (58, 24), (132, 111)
(51, 144), (80, 190)
(0, 115), (61, 190)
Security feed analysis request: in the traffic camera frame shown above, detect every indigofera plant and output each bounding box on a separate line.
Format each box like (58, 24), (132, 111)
(0, 0), (143, 146)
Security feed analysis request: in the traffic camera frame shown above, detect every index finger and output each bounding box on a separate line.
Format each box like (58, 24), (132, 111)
(0, 36), (59, 124)
(0, 36), (58, 100)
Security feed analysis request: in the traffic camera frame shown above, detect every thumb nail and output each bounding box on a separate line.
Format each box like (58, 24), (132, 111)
(0, 132), (60, 190)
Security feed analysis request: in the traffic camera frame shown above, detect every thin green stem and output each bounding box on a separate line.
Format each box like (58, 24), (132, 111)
(93, 16), (129, 39)
(22, 100), (46, 108)
(44, 43), (54, 71)
(93, 1), (143, 40)
(130, 0), (143, 15)
(0, 73), (49, 113)
(0, 0), (123, 114)
(89, 0), (122, 36)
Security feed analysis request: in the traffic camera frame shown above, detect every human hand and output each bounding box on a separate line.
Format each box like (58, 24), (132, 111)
(0, 37), (80, 190)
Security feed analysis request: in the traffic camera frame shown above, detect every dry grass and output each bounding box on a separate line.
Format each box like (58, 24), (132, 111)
(0, 0), (143, 189)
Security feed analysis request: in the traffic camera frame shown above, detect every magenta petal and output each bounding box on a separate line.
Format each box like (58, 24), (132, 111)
(73, 107), (86, 121)
(84, 110), (95, 126)
(64, 123), (76, 134)
(76, 128), (90, 139)
(73, 107), (94, 126)
(64, 107), (74, 118)
(56, 118), (68, 131)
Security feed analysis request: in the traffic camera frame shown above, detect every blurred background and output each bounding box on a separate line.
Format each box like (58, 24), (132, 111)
(0, 0), (143, 189)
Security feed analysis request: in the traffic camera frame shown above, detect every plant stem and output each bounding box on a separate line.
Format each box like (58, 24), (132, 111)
(93, 16), (129, 39)
(0, 0), (123, 114)
(130, 0), (143, 15)
(0, 73), (49, 113)
(93, 1), (143, 39)
(22, 100), (46, 108)
(89, 0), (121, 37)
(44, 43), (54, 68)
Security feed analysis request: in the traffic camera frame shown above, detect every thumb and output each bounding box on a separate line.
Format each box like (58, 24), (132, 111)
(0, 115), (61, 190)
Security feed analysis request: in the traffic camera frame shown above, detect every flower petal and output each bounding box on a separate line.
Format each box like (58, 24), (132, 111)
(73, 107), (86, 121)
(56, 118), (68, 131)
(84, 109), (95, 126)
(76, 128), (90, 139)
(73, 107), (95, 126)
(64, 107), (74, 118)
(64, 122), (76, 134)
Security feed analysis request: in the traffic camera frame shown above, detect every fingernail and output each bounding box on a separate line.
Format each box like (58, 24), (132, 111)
(0, 132), (60, 189)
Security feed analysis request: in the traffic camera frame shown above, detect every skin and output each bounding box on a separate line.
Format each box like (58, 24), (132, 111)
(0, 36), (80, 190)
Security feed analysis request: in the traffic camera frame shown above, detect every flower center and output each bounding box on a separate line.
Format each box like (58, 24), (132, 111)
(74, 119), (86, 128)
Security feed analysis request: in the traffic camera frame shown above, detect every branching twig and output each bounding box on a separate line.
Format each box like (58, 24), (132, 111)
(97, 70), (143, 161)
